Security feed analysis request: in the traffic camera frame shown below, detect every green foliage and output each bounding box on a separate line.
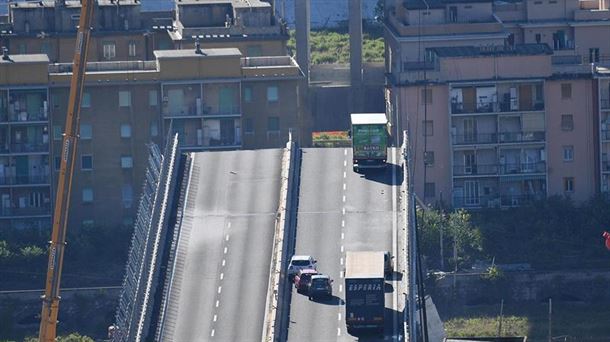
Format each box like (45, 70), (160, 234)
(287, 29), (385, 64)
(23, 334), (94, 342)
(19, 245), (45, 258)
(482, 264), (504, 282)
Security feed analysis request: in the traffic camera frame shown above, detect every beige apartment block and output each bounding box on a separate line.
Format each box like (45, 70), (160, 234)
(1, 0), (286, 63)
(0, 47), (304, 230)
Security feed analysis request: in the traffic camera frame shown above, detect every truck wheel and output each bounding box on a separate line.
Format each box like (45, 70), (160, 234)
(353, 166), (358, 172)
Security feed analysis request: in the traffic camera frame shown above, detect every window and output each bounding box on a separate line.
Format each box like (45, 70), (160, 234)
(589, 48), (600, 63)
(563, 145), (574, 161)
(423, 120), (433, 136)
(150, 121), (159, 137)
(267, 116), (280, 132)
(121, 156), (133, 169)
(245, 118), (255, 134)
(535, 33), (541, 43)
(244, 87), (253, 103)
(119, 91), (131, 107)
(122, 184), (133, 209)
(128, 41), (137, 57)
(81, 155), (93, 170)
(80, 124), (92, 139)
(424, 182), (435, 198)
(448, 6), (457, 22)
(54, 156), (61, 171)
(53, 125), (63, 140)
(120, 124), (132, 138)
(267, 86), (279, 102)
(82, 188), (94, 203)
(561, 83), (572, 99)
(421, 88), (433, 105)
(103, 41), (116, 60)
(561, 114), (574, 131)
(149, 90), (158, 106)
(81, 92), (91, 108)
(424, 151), (434, 166)
(564, 177), (574, 192)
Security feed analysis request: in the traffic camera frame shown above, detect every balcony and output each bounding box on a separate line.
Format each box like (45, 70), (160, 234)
(499, 193), (545, 207)
(499, 162), (546, 175)
(601, 99), (610, 110)
(0, 206), (51, 218)
(453, 133), (497, 145)
(10, 143), (50, 154)
(602, 130), (610, 141)
(498, 131), (545, 143)
(453, 193), (545, 208)
(0, 174), (50, 186)
(453, 164), (499, 176)
(602, 161), (610, 172)
(451, 100), (545, 114)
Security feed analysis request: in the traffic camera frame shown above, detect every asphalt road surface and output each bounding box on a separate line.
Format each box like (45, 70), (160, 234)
(157, 149), (282, 342)
(286, 148), (403, 342)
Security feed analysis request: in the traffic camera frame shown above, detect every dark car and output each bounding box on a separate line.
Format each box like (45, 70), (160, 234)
(308, 274), (333, 299)
(294, 269), (318, 293)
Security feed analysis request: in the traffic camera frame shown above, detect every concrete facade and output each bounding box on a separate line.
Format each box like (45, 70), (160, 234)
(0, 48), (304, 230)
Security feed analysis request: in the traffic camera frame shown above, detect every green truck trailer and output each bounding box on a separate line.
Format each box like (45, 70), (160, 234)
(350, 113), (389, 172)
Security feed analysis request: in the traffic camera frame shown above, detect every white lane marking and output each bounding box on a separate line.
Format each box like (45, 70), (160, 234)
(228, 221), (231, 228)
(337, 328), (341, 336)
(222, 259), (226, 267)
(224, 247), (228, 254)
(341, 220), (345, 228)
(341, 245), (344, 253)
(220, 273), (224, 280)
(339, 284), (343, 292)
(215, 300), (220, 308)
(343, 171), (346, 178)
(343, 183), (346, 190)
(211, 329), (215, 337)
(225, 234), (229, 241)
(340, 271), (344, 278)
(341, 232), (345, 240)
(340, 258), (344, 265)
(338, 313), (342, 321)
(213, 314), (217, 322)
(218, 286), (222, 294)
(344, 160), (347, 167)
(342, 195), (346, 202)
(344, 149), (347, 156)
(342, 207), (346, 215)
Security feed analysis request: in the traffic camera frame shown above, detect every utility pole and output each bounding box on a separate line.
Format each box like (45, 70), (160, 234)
(498, 298), (504, 337)
(439, 223), (444, 270)
(548, 297), (553, 342)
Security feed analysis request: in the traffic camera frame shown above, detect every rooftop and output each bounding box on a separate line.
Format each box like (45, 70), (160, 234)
(431, 43), (553, 57)
(153, 47), (242, 58)
(175, 0), (270, 8)
(404, 0), (492, 10)
(9, 0), (139, 8)
(0, 53), (49, 63)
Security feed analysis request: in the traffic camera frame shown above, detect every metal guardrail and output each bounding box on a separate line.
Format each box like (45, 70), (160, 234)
(403, 130), (417, 342)
(111, 133), (180, 342)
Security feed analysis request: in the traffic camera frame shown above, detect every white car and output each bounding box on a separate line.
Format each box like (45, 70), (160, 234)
(287, 255), (317, 278)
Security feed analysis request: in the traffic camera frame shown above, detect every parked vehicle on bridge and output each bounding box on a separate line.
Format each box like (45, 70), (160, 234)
(345, 251), (385, 332)
(350, 113), (389, 172)
(308, 274), (333, 299)
(294, 269), (318, 293)
(287, 255), (317, 280)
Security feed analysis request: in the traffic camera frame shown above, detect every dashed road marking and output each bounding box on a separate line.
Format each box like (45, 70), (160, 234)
(228, 222), (231, 228)
(339, 284), (343, 292)
(337, 328), (341, 336)
(211, 329), (215, 337)
(343, 183), (346, 190)
(341, 245), (344, 253)
(222, 259), (226, 267)
(343, 171), (346, 178)
(341, 232), (345, 240)
(342, 208), (346, 215)
(344, 160), (347, 167)
(220, 273), (224, 280)
(340, 271), (344, 278)
(342, 195), (346, 202)
(213, 314), (217, 322)
(218, 286), (222, 294)
(215, 300), (220, 308)
(340, 257), (344, 265)
(224, 247), (228, 254)
(341, 220), (345, 228)
(338, 313), (342, 321)
(344, 149), (348, 156)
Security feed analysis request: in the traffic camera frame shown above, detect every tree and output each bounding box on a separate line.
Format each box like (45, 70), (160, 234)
(374, 0), (385, 22)
(0, 240), (10, 259)
(446, 209), (482, 270)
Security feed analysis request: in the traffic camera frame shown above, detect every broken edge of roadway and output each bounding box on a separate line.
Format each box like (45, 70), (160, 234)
(262, 136), (300, 342)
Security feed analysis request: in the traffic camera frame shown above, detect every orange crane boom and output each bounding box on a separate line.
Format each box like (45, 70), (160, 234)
(39, 0), (94, 340)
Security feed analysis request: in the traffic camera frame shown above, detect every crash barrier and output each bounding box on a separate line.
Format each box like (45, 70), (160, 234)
(111, 134), (180, 342)
(262, 134), (300, 342)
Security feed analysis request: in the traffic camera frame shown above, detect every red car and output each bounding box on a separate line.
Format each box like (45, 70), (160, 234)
(293, 269), (318, 293)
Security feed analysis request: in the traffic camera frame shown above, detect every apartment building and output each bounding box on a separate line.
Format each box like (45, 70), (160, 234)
(384, 0), (607, 208)
(0, 0), (286, 63)
(0, 53), (51, 229)
(0, 48), (304, 230)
